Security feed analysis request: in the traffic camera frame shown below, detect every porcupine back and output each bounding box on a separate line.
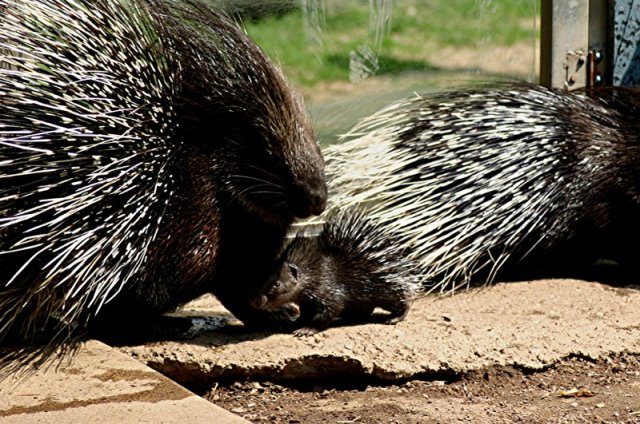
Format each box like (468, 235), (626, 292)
(323, 82), (640, 292)
(0, 0), (325, 367)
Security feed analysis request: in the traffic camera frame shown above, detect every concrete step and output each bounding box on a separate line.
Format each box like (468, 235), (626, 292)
(0, 340), (248, 424)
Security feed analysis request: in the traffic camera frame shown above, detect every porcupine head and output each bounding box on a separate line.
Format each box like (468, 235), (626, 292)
(250, 257), (303, 311)
(126, 2), (330, 304)
(135, 2), (331, 322)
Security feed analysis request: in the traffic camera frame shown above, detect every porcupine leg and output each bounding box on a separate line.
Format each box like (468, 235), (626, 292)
(384, 301), (410, 325)
(292, 304), (336, 336)
(291, 327), (316, 336)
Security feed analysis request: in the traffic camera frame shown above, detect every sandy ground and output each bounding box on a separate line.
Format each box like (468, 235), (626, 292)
(120, 278), (640, 423)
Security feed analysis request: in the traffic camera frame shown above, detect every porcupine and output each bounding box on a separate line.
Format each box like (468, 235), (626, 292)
(0, 0), (326, 365)
(250, 209), (421, 336)
(313, 82), (640, 295)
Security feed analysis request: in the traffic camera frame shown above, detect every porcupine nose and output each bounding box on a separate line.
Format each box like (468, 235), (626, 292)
(250, 295), (267, 310)
(291, 176), (327, 218)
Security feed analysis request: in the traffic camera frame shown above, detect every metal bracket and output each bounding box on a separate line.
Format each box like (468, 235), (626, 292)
(564, 49), (586, 89)
(587, 48), (606, 87)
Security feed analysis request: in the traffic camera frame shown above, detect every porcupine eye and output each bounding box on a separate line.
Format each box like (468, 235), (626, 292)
(267, 281), (282, 298)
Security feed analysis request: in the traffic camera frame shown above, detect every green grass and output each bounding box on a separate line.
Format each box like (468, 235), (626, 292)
(392, 1), (538, 46)
(243, 0), (539, 87)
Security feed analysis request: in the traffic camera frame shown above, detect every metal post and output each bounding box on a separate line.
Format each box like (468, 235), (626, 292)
(540, 0), (590, 89)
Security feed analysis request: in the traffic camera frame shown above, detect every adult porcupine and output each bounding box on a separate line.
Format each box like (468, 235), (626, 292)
(251, 209), (421, 336)
(320, 82), (640, 293)
(0, 0), (326, 363)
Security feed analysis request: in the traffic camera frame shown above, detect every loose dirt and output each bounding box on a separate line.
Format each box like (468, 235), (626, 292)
(208, 354), (640, 423)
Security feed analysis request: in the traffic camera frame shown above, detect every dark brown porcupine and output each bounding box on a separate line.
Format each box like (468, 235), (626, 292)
(251, 209), (421, 336)
(0, 0), (326, 367)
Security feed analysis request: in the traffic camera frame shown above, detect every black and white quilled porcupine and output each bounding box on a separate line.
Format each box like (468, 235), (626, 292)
(297, 82), (640, 301)
(251, 209), (421, 336)
(0, 0), (326, 364)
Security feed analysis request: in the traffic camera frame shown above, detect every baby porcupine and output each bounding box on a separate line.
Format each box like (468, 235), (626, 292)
(251, 210), (421, 336)
(0, 0), (326, 366)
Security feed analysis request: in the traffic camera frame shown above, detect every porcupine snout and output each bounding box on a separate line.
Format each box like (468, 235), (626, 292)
(291, 175), (327, 219)
(250, 295), (268, 310)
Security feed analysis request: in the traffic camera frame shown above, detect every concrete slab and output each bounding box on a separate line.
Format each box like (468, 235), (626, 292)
(120, 279), (640, 387)
(0, 340), (248, 424)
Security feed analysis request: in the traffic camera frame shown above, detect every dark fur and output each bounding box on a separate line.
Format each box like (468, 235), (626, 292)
(418, 85), (640, 281)
(251, 211), (419, 336)
(0, 0), (326, 367)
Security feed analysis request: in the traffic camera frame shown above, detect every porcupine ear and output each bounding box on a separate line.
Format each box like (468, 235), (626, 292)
(288, 264), (300, 281)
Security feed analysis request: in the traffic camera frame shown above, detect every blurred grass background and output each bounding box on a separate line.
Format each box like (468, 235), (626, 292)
(241, 0), (539, 89)
(213, 0), (539, 141)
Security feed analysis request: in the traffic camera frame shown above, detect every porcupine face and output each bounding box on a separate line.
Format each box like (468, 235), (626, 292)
(216, 91), (327, 227)
(167, 2), (327, 228)
(225, 76), (328, 227)
(250, 262), (301, 310)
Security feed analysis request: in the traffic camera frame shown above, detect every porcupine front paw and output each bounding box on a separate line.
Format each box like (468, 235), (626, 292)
(384, 304), (410, 325)
(293, 326), (320, 337)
